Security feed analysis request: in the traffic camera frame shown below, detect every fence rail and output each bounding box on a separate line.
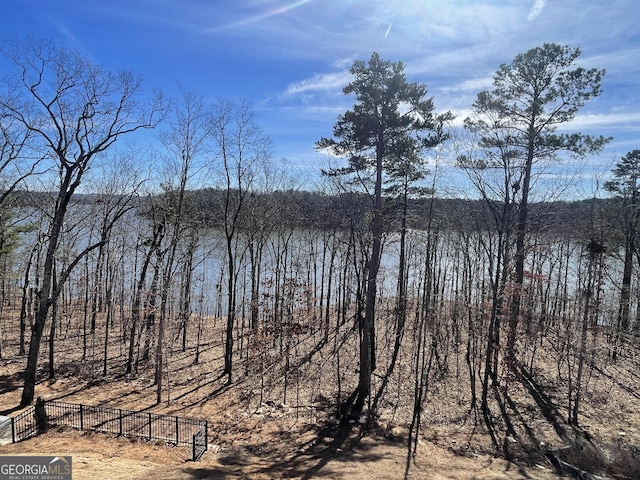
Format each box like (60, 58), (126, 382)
(8, 401), (208, 461)
(11, 406), (37, 443)
(193, 422), (208, 461)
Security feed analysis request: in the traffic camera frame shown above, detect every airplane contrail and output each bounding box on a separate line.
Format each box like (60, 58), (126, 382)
(385, 22), (392, 38)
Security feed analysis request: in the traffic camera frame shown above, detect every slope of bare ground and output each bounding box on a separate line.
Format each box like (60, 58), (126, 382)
(0, 315), (638, 479)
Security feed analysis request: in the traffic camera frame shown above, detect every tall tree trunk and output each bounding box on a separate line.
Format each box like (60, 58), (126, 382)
(373, 181), (410, 409)
(48, 266), (58, 380)
(21, 171), (75, 407)
(19, 243), (38, 356)
(179, 233), (197, 352)
(126, 222), (164, 374)
(618, 236), (634, 332)
(141, 261), (161, 363)
(354, 126), (384, 414)
(223, 235), (236, 384)
(103, 251), (114, 377)
(249, 240), (264, 330)
(90, 245), (105, 333)
(571, 244), (598, 425)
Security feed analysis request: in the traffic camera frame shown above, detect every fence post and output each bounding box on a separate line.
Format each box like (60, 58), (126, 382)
(119, 410), (123, 437)
(192, 434), (196, 461)
(148, 412), (152, 441)
(175, 417), (179, 445)
(11, 417), (15, 443)
(80, 404), (84, 431)
(205, 421), (208, 453)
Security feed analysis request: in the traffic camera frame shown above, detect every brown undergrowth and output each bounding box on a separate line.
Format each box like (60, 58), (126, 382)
(0, 312), (638, 479)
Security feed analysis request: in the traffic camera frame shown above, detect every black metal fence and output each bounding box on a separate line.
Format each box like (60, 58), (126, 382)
(10, 406), (37, 442)
(193, 424), (208, 461)
(8, 401), (208, 461)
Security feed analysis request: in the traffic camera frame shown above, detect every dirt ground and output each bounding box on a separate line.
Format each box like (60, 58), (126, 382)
(0, 375), (566, 479)
(1, 419), (561, 480)
(1, 316), (638, 479)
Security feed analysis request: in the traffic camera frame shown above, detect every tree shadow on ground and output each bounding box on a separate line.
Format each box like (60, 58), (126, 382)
(180, 408), (381, 480)
(166, 373), (231, 411)
(0, 371), (23, 399)
(511, 362), (640, 479)
(249, 418), (385, 479)
(518, 363), (568, 441)
(470, 364), (571, 474)
(181, 466), (245, 479)
(0, 369), (72, 414)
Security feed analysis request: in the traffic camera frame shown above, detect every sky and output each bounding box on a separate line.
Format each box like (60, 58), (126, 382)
(1, 0), (639, 197)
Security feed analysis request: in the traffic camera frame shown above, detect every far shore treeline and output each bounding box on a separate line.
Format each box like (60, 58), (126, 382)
(9, 188), (611, 238)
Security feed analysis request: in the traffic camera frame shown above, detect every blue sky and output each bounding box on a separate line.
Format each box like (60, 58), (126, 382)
(2, 0), (639, 196)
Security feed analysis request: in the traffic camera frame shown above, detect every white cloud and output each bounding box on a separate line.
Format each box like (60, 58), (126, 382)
(528, 0), (547, 21)
(562, 112), (640, 130)
(283, 71), (351, 97)
(438, 76), (495, 95)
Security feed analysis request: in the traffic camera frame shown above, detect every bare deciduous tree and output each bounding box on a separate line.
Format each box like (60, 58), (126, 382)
(210, 98), (271, 384)
(0, 36), (164, 406)
(155, 86), (209, 404)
